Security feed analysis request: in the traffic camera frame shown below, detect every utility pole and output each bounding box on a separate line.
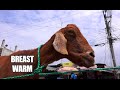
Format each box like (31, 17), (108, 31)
(103, 10), (119, 79)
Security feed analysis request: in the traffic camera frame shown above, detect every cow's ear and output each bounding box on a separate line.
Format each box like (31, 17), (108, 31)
(53, 32), (68, 55)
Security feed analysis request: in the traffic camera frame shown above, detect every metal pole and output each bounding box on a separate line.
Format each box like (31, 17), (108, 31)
(103, 10), (118, 79)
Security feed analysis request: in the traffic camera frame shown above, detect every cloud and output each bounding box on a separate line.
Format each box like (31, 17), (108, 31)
(0, 10), (120, 66)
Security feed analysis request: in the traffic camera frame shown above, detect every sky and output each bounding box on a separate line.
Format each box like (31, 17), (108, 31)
(0, 10), (120, 67)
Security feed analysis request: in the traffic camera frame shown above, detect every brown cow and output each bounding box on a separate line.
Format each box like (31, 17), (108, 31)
(0, 24), (95, 79)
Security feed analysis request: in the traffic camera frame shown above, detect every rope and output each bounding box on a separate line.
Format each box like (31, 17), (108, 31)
(3, 66), (120, 79)
(34, 45), (45, 75)
(1, 44), (120, 79)
(2, 73), (34, 79)
(2, 45), (44, 79)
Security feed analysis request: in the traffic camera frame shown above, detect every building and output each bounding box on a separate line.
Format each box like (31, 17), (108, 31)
(0, 39), (17, 56)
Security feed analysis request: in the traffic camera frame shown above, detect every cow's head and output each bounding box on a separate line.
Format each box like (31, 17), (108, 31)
(53, 24), (95, 68)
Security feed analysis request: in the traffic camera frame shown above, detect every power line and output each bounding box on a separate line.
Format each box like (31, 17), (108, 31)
(0, 11), (102, 36)
(103, 10), (116, 67)
(103, 10), (119, 79)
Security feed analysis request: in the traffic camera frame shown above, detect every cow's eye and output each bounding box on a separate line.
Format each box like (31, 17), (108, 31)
(67, 30), (76, 37)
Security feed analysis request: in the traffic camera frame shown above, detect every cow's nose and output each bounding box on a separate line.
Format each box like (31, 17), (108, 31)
(87, 51), (95, 58)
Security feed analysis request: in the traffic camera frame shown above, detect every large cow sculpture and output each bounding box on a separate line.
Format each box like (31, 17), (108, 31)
(0, 24), (95, 79)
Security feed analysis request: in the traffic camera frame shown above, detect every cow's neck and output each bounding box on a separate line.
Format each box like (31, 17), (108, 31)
(32, 44), (62, 70)
(40, 44), (63, 66)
